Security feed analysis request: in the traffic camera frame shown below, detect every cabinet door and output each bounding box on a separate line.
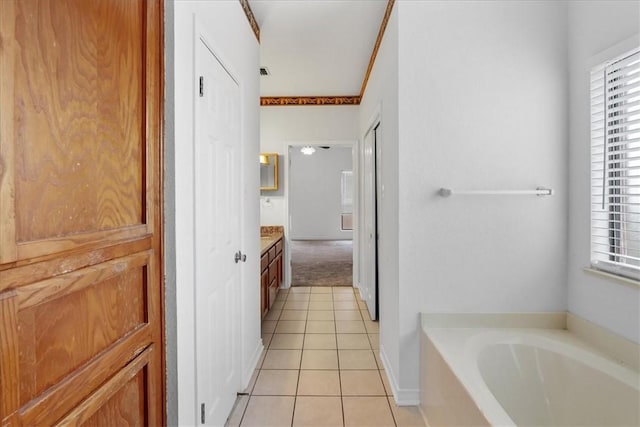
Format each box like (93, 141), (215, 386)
(0, 1), (164, 424)
(268, 278), (277, 309)
(275, 253), (283, 286)
(261, 270), (269, 317)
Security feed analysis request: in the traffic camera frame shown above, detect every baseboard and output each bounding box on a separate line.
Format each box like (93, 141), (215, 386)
(242, 339), (264, 390)
(379, 344), (420, 406)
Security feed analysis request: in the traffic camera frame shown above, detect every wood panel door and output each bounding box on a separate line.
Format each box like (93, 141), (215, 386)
(0, 1), (164, 425)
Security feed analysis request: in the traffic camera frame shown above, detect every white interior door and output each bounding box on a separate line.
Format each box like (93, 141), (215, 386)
(361, 125), (378, 320)
(194, 37), (241, 426)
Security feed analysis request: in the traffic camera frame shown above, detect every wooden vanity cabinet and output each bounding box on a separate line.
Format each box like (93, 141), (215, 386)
(260, 235), (284, 318)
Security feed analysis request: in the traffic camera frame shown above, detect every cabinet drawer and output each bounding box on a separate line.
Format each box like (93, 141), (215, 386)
(261, 253), (269, 272)
(268, 246), (277, 263)
(275, 239), (283, 255)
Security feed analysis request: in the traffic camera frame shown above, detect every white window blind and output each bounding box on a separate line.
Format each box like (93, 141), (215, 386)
(341, 171), (353, 231)
(341, 171), (354, 213)
(591, 47), (640, 279)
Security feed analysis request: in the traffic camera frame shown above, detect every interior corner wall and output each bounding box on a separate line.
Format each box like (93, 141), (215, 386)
(567, 1), (640, 343)
(289, 146), (353, 240)
(358, 5), (400, 400)
(396, 0), (569, 395)
(173, 2), (260, 425)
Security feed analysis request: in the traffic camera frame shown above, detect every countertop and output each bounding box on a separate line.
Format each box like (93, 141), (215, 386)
(260, 233), (283, 255)
(260, 225), (284, 256)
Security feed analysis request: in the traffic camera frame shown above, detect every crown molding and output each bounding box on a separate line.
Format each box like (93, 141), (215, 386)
(239, 0), (260, 42)
(260, 96), (361, 106)
(360, 0), (395, 98)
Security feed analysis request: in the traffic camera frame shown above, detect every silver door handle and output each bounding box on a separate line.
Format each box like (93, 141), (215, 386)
(235, 251), (247, 263)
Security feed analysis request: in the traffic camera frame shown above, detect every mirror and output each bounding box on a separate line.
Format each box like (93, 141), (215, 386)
(260, 153), (279, 191)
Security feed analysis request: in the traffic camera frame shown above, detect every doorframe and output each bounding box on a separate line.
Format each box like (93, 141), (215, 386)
(359, 105), (381, 318)
(284, 140), (357, 289)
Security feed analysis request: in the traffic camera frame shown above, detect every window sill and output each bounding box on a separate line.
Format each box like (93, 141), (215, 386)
(583, 267), (640, 289)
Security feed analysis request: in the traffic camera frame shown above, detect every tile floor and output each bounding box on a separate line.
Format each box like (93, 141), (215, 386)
(225, 286), (426, 427)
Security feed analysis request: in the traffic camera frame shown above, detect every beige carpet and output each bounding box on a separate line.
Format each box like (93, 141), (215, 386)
(290, 240), (353, 287)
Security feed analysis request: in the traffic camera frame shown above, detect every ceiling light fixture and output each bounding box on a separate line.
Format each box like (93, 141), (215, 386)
(301, 146), (316, 155)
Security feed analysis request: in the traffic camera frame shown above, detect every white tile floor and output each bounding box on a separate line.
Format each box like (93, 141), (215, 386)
(225, 286), (426, 427)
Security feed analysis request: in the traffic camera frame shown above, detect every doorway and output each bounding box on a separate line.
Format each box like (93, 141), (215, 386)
(288, 144), (355, 288)
(360, 121), (380, 320)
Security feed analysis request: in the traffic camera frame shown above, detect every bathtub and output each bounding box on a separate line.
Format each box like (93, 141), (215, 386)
(420, 322), (640, 426)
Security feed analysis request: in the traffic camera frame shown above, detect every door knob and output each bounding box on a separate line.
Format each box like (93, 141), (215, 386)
(235, 251), (247, 263)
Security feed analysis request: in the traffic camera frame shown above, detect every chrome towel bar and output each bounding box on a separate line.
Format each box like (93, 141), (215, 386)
(438, 187), (553, 197)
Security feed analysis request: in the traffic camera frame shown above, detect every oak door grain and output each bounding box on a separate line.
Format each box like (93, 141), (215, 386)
(0, 0), (164, 424)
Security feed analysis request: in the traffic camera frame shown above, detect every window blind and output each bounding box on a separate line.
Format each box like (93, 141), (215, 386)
(591, 47), (640, 279)
(341, 171), (354, 231)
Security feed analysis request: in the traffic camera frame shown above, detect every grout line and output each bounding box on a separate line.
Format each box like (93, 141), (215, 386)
(290, 295), (310, 426)
(250, 393), (393, 397)
(333, 290), (347, 427)
(386, 394), (399, 427)
(236, 394), (251, 427)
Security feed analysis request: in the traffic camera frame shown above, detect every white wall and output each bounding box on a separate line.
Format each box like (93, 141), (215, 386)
(260, 106), (359, 287)
(394, 0), (569, 402)
(173, 2), (261, 425)
(567, 1), (640, 343)
(358, 4), (401, 402)
(289, 146), (353, 240)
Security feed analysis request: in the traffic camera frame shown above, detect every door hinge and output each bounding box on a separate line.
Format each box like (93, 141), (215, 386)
(199, 76), (204, 97)
(201, 403), (205, 424)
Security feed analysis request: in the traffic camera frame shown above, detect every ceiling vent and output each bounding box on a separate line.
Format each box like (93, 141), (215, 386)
(260, 67), (270, 76)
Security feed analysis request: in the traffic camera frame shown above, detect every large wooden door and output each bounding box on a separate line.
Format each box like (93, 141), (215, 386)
(194, 37), (241, 426)
(0, 1), (164, 425)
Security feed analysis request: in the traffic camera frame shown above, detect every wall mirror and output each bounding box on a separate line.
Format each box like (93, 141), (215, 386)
(260, 153), (279, 191)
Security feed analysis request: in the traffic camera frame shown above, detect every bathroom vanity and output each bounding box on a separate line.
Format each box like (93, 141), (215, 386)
(260, 226), (284, 318)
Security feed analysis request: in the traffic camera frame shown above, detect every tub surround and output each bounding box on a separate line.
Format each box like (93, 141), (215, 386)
(420, 312), (640, 427)
(421, 312), (639, 371)
(421, 332), (490, 426)
(421, 312), (567, 330)
(567, 313), (640, 371)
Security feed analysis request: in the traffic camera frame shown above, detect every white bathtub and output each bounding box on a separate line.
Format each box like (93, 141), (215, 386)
(420, 324), (640, 426)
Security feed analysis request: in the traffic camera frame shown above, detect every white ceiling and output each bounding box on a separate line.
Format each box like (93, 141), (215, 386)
(250, 0), (388, 97)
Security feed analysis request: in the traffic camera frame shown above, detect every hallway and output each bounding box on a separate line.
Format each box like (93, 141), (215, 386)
(226, 286), (424, 426)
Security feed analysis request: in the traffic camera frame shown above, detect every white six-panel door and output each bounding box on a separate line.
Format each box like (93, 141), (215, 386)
(195, 37), (241, 426)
